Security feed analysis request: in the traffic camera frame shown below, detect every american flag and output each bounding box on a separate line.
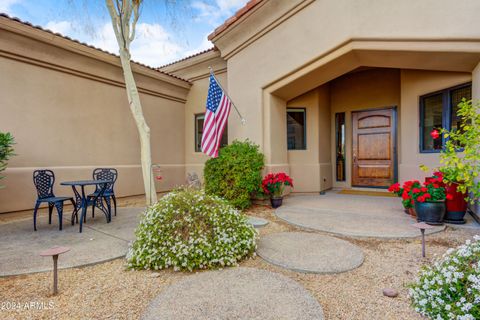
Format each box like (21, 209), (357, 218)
(201, 74), (232, 158)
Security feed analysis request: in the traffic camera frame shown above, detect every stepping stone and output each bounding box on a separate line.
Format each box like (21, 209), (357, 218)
(142, 267), (324, 320)
(275, 206), (445, 238)
(247, 216), (269, 228)
(257, 232), (364, 274)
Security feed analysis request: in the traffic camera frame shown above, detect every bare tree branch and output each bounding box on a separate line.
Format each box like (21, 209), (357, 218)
(130, 2), (140, 43)
(105, 0), (124, 49)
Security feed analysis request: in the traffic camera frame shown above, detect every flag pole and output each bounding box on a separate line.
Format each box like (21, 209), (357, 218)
(208, 66), (246, 125)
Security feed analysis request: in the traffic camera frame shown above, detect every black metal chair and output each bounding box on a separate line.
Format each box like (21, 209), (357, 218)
(33, 170), (75, 231)
(88, 168), (118, 217)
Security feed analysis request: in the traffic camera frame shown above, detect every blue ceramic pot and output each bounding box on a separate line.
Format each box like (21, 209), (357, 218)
(415, 200), (445, 225)
(270, 197), (283, 208)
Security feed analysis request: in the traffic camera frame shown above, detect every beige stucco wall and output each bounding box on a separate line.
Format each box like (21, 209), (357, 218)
(329, 68), (400, 188)
(286, 85), (331, 192)
(399, 70), (471, 182)
(211, 0), (480, 169)
(0, 20), (189, 213)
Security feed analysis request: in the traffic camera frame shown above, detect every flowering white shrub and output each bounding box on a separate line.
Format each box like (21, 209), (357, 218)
(127, 188), (257, 272)
(409, 235), (480, 320)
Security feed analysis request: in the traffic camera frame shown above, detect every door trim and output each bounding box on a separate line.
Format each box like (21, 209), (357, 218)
(351, 106), (398, 189)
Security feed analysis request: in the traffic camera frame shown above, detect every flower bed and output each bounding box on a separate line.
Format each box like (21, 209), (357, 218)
(409, 236), (480, 320)
(127, 188), (257, 272)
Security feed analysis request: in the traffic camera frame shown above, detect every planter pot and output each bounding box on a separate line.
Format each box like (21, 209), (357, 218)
(408, 207), (417, 218)
(270, 197), (283, 208)
(415, 200), (445, 225)
(445, 183), (467, 224)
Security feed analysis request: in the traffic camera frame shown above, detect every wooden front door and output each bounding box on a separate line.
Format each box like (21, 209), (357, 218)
(352, 108), (396, 188)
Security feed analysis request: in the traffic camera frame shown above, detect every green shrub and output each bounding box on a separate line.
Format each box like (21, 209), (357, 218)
(127, 188), (257, 272)
(204, 140), (264, 209)
(409, 236), (480, 320)
(0, 132), (15, 188)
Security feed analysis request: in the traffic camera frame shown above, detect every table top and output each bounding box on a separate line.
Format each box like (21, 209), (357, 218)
(60, 179), (111, 186)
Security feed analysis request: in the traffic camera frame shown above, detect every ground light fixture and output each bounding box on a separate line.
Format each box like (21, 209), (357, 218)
(40, 246), (70, 295)
(411, 222), (435, 258)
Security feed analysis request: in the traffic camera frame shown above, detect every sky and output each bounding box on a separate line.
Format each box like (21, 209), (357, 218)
(0, 0), (249, 67)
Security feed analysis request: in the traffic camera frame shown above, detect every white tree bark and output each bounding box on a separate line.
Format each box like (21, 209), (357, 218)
(106, 0), (157, 205)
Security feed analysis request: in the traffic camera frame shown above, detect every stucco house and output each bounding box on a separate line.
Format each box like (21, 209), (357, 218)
(2, 0), (480, 213)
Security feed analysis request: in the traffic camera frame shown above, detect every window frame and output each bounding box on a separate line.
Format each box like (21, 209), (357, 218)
(286, 107), (307, 151)
(335, 112), (346, 182)
(194, 113), (228, 153)
(194, 113), (205, 153)
(419, 82), (471, 153)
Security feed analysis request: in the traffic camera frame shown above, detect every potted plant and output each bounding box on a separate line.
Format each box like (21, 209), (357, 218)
(424, 99), (480, 222)
(410, 177), (447, 225)
(0, 132), (15, 189)
(436, 167), (468, 224)
(261, 172), (293, 208)
(388, 180), (418, 217)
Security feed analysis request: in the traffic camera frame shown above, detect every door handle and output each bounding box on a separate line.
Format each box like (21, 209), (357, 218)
(353, 153), (357, 164)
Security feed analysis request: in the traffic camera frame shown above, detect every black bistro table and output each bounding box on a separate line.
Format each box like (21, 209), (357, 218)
(60, 180), (112, 233)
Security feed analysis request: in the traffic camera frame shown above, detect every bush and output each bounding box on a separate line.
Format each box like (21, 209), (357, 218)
(127, 188), (257, 272)
(409, 236), (480, 320)
(0, 132), (15, 188)
(204, 140), (264, 209)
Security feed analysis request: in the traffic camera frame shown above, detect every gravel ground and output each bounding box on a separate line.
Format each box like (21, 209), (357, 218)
(0, 203), (479, 320)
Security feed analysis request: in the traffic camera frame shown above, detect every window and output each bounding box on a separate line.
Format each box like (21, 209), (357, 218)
(194, 113), (228, 152)
(335, 112), (346, 181)
(287, 108), (306, 150)
(420, 83), (471, 152)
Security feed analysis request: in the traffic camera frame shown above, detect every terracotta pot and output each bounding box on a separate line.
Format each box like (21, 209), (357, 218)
(408, 207), (417, 218)
(445, 183), (468, 224)
(415, 200), (445, 225)
(270, 197), (283, 208)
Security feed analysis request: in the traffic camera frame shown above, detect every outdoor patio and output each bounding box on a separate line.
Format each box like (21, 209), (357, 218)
(0, 207), (144, 276)
(1, 192), (478, 320)
(276, 193), (451, 238)
(1, 192), (477, 278)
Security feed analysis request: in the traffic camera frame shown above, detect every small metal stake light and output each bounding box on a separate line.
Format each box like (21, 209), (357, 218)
(411, 222), (434, 257)
(40, 246), (70, 295)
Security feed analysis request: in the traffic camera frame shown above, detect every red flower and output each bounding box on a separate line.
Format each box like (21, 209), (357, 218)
(412, 188), (421, 194)
(417, 196), (425, 203)
(424, 193), (431, 199)
(446, 194), (454, 201)
(420, 187), (428, 192)
(155, 175), (163, 181)
(433, 171), (443, 179)
(388, 183), (400, 193)
(430, 129), (440, 140)
(261, 172), (294, 196)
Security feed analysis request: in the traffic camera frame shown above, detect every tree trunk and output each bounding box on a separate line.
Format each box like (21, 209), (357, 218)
(118, 48), (157, 205)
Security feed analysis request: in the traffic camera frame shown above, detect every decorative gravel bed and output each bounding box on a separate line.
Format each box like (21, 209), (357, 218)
(0, 203), (478, 320)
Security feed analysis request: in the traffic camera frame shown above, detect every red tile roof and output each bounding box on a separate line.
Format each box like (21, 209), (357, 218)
(0, 13), (190, 83)
(159, 47), (216, 69)
(208, 0), (264, 40)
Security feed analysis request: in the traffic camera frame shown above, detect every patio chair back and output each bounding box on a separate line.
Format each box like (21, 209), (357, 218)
(33, 169), (55, 199)
(92, 168), (117, 193)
